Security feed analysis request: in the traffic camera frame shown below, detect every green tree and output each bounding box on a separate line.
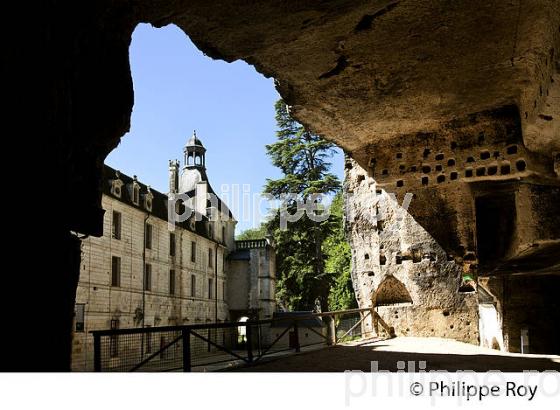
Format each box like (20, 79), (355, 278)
(325, 192), (356, 311)
(264, 99), (341, 312)
(236, 224), (267, 240)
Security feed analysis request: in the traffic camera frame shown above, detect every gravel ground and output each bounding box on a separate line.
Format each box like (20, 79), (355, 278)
(231, 337), (560, 372)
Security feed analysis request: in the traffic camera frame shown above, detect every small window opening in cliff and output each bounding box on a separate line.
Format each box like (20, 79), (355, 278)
(396, 180), (404, 187)
(516, 159), (527, 172)
(421, 176), (428, 185)
(423, 148), (431, 158)
(475, 193), (516, 267)
(465, 169), (473, 177)
(467, 156), (475, 163)
(447, 158), (455, 166)
(435, 153), (444, 161)
(435, 164), (443, 171)
(437, 175), (445, 183)
(382, 169), (389, 176)
(487, 165), (498, 176)
(507, 145), (518, 155)
(501, 162), (511, 174)
(450, 171), (458, 180)
(480, 150), (490, 160)
(422, 165), (431, 173)
(396, 152), (403, 159)
(379, 253), (386, 265)
(476, 167), (486, 177)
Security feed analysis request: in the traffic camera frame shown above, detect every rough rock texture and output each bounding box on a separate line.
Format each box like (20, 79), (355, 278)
(30, 0), (559, 239)
(344, 105), (559, 351)
(345, 158), (479, 343)
(9, 0), (559, 369)
(137, 0), (560, 159)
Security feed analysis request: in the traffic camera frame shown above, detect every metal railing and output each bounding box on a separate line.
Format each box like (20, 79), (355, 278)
(91, 307), (392, 372)
(235, 239), (268, 250)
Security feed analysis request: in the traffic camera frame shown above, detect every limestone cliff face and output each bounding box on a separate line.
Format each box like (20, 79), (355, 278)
(344, 158), (479, 343)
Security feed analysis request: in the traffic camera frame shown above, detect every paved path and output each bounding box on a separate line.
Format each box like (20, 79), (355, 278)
(231, 337), (560, 372)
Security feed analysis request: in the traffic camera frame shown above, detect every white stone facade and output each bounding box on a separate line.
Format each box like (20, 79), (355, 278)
(72, 192), (233, 370)
(71, 134), (246, 371)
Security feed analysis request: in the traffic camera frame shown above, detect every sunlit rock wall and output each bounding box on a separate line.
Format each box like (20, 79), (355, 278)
(344, 158), (479, 343)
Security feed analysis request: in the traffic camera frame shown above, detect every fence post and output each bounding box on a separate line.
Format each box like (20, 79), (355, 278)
(328, 315), (337, 346)
(182, 327), (191, 372)
(246, 324), (254, 363)
(371, 308), (379, 336)
(293, 321), (300, 353)
(93, 333), (101, 372)
(358, 311), (364, 338)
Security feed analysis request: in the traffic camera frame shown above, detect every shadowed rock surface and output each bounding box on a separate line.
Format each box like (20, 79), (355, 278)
(7, 0), (559, 370)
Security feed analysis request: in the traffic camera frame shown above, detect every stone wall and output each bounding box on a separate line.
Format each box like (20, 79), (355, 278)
(72, 195), (229, 371)
(228, 243), (276, 321)
(345, 158), (479, 343)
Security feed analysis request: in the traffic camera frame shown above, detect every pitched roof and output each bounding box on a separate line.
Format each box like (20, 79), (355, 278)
(103, 164), (224, 244)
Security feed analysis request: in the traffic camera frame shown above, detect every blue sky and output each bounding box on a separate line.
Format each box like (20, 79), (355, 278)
(106, 23), (344, 233)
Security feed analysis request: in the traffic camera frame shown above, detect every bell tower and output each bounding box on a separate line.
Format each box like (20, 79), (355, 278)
(184, 130), (206, 170)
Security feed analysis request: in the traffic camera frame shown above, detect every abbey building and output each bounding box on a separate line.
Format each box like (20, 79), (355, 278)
(71, 132), (276, 370)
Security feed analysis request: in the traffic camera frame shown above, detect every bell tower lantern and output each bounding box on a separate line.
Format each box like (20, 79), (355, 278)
(184, 130), (206, 170)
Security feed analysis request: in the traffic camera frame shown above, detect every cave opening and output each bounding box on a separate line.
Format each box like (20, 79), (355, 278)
(475, 192), (516, 267)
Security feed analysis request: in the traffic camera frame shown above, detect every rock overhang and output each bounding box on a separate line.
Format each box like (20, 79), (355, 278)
(132, 0), (560, 167)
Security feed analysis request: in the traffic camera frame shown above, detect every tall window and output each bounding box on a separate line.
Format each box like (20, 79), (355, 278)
(75, 303), (85, 332)
(169, 233), (176, 256)
(222, 282), (226, 300)
(191, 241), (196, 263)
(145, 223), (152, 249)
(190, 275), (196, 297)
(112, 211), (121, 240)
(144, 263), (152, 291)
(208, 278), (213, 299)
(111, 256), (121, 287)
(169, 269), (175, 295)
(133, 186), (140, 205)
(208, 248), (213, 268)
(222, 226), (226, 242)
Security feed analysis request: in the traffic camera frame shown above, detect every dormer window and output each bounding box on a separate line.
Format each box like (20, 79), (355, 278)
(111, 171), (123, 198)
(144, 186), (153, 212)
(131, 176), (140, 206)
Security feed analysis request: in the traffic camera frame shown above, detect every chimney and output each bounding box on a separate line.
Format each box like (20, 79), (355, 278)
(168, 160), (179, 194)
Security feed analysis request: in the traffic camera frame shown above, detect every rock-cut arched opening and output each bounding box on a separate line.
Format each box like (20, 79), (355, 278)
(372, 274), (413, 307)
